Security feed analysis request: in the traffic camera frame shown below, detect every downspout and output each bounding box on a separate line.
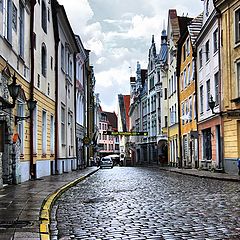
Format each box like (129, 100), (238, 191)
(213, 2), (224, 171)
(30, 0), (36, 179)
(193, 49), (199, 169)
(74, 52), (77, 169)
(176, 43), (182, 168)
(52, 0), (60, 174)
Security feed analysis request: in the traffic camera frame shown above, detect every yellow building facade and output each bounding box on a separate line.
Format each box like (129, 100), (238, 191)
(177, 14), (203, 168)
(215, 0), (240, 174)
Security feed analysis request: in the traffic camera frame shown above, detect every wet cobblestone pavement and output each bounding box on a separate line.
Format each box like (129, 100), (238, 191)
(52, 167), (240, 239)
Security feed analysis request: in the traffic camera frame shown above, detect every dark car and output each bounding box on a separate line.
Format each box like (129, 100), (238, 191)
(99, 157), (113, 169)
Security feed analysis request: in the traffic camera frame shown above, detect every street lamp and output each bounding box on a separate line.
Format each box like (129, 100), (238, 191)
(15, 98), (37, 124)
(209, 95), (216, 114)
(0, 73), (21, 109)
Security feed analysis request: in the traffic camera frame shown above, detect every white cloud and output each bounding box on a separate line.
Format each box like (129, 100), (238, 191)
(57, 0), (204, 112)
(58, 0), (93, 34)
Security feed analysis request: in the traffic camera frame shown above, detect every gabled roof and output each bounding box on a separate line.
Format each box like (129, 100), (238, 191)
(103, 111), (118, 130)
(188, 12), (203, 47)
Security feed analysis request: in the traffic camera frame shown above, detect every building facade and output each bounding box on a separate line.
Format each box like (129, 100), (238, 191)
(214, 0), (240, 174)
(177, 14), (203, 168)
(75, 35), (87, 169)
(0, 0), (32, 186)
(52, 1), (78, 174)
(196, 0), (222, 171)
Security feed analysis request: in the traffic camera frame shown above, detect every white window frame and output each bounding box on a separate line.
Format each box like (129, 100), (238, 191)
(61, 105), (66, 145)
(42, 110), (47, 155)
(236, 60), (240, 98)
(19, 1), (24, 58)
(235, 8), (240, 44)
(17, 100), (25, 155)
(33, 106), (38, 154)
(50, 115), (54, 155)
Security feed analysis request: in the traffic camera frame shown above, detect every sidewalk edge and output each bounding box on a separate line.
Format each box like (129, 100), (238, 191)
(159, 167), (240, 182)
(39, 168), (99, 240)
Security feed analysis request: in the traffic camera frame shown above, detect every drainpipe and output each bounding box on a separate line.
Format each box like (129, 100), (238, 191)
(74, 52), (77, 169)
(213, 2), (224, 171)
(52, 0), (60, 174)
(193, 49), (199, 169)
(30, 0), (36, 179)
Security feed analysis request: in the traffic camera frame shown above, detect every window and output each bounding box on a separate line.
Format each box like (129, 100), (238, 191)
(206, 79), (210, 110)
(33, 106), (37, 154)
(165, 116), (168, 128)
(237, 62), (240, 97)
(193, 94), (197, 119)
(214, 72), (219, 105)
(184, 69), (187, 88)
(17, 100), (24, 154)
(181, 102), (185, 125)
(164, 88), (167, 100)
(61, 43), (64, 70)
(61, 105), (65, 144)
(42, 110), (47, 155)
(12, 3), (17, 32)
(173, 72), (176, 92)
(41, 43), (47, 77)
(191, 61), (195, 80)
(189, 96), (192, 121)
(69, 60), (72, 79)
(183, 44), (186, 61)
(213, 28), (218, 53)
(200, 85), (203, 114)
(41, 0), (47, 33)
(205, 40), (210, 62)
(185, 99), (189, 123)
(0, 0), (3, 12)
(187, 64), (191, 84)
(186, 38), (190, 56)
(6, 0), (12, 43)
(199, 49), (203, 68)
(50, 56), (53, 70)
(50, 115), (54, 155)
(47, 7), (50, 22)
(235, 8), (240, 43)
(202, 128), (212, 160)
(183, 135), (188, 160)
(19, 1), (24, 58)
(150, 77), (154, 89)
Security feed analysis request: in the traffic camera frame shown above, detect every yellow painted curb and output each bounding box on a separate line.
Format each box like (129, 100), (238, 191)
(39, 169), (98, 239)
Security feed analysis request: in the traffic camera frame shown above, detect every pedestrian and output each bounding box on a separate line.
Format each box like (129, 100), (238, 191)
(238, 158), (240, 176)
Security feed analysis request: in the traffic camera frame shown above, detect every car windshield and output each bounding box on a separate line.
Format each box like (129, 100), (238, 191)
(102, 158), (111, 161)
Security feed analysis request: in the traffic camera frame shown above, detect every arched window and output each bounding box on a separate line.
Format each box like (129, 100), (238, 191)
(42, 0), (47, 33)
(41, 43), (47, 77)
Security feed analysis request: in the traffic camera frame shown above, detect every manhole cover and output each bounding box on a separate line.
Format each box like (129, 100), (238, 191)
(0, 220), (31, 228)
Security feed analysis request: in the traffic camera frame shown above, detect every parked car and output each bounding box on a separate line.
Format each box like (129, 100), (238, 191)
(99, 157), (113, 169)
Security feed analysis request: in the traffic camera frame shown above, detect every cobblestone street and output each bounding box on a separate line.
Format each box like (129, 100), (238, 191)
(52, 167), (240, 239)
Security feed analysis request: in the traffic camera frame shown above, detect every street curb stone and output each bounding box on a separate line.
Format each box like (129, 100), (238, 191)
(39, 168), (99, 240)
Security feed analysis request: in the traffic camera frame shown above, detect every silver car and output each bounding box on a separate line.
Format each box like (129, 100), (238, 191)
(100, 157), (113, 169)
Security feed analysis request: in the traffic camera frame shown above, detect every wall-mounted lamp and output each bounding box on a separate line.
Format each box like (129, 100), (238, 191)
(15, 98), (37, 124)
(0, 73), (21, 109)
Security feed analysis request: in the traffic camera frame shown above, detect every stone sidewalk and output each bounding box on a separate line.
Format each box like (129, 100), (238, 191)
(0, 167), (99, 240)
(159, 166), (240, 182)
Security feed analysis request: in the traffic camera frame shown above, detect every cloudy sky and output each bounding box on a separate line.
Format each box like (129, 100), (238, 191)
(58, 0), (204, 112)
